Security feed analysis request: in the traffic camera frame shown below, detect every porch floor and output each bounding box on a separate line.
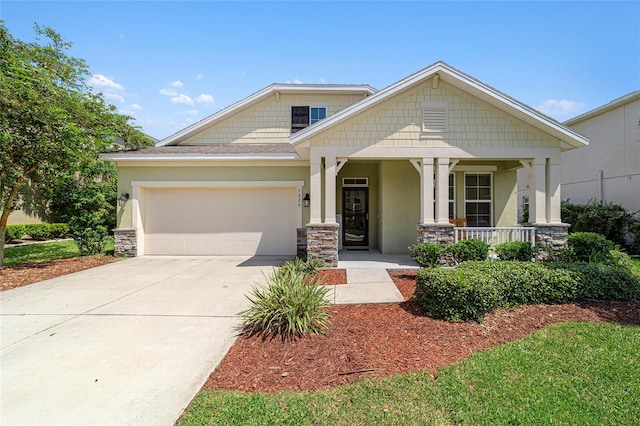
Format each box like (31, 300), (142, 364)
(337, 249), (418, 269)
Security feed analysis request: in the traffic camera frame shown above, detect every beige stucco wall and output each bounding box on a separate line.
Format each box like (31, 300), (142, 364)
(7, 209), (46, 225)
(493, 168), (518, 227)
(561, 98), (640, 211)
(378, 161), (420, 254)
(309, 79), (559, 151)
(336, 162), (379, 250)
(116, 165), (310, 229)
(178, 93), (366, 145)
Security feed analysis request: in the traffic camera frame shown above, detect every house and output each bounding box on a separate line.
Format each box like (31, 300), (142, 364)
(518, 91), (639, 216)
(105, 62), (588, 266)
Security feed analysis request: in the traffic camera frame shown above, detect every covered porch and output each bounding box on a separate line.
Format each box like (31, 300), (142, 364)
(303, 154), (565, 267)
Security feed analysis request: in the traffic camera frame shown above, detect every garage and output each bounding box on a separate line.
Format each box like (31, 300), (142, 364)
(139, 183), (300, 256)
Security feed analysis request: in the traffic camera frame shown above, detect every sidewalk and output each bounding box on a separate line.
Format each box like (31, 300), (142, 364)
(326, 268), (406, 304)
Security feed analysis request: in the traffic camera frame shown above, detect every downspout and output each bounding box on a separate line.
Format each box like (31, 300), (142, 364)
(598, 170), (604, 204)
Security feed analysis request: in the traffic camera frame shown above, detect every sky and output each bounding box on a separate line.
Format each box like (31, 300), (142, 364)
(2, 1), (639, 140)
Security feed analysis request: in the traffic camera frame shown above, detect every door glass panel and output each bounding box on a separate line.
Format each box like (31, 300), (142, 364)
(343, 188), (368, 246)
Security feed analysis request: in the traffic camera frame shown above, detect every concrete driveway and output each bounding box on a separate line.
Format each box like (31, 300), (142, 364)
(0, 256), (286, 425)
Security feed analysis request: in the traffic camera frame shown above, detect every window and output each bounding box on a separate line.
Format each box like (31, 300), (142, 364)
(422, 102), (448, 133)
(464, 173), (492, 227)
(291, 106), (327, 133)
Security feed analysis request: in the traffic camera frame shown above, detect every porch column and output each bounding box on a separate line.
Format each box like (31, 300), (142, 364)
(530, 157), (547, 224)
(435, 157), (450, 224)
(420, 157), (435, 224)
(324, 156), (337, 224)
(547, 157), (562, 223)
(309, 159), (322, 224)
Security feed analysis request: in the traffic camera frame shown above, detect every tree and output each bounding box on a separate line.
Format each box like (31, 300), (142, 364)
(0, 22), (151, 266)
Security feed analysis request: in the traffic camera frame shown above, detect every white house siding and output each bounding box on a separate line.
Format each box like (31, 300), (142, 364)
(309, 80), (559, 151)
(561, 96), (640, 211)
(177, 93), (366, 146)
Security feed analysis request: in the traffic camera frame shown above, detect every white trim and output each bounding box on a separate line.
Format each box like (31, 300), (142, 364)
(448, 159), (459, 173)
(158, 84), (376, 146)
(564, 91), (640, 126)
(452, 165), (498, 172)
(131, 180), (304, 189)
(336, 158), (348, 175)
(410, 159), (422, 175)
(103, 153), (300, 161)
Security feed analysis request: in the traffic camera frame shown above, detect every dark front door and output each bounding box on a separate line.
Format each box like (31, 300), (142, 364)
(342, 188), (369, 247)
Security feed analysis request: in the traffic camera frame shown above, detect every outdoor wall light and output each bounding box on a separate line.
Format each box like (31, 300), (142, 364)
(303, 193), (310, 208)
(117, 192), (130, 206)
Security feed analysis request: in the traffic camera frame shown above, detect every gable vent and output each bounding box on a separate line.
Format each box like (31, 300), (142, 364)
(422, 102), (448, 133)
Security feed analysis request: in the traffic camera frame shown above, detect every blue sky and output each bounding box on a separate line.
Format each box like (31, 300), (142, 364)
(2, 1), (639, 140)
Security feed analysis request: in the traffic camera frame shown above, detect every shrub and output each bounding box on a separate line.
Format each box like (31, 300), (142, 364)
(239, 266), (331, 340)
(495, 241), (535, 261)
(445, 239), (490, 264)
(414, 268), (503, 322)
(409, 242), (443, 268)
(546, 263), (640, 301)
(5, 224), (26, 242)
(459, 261), (579, 306)
(48, 223), (69, 239)
(279, 257), (322, 278)
(562, 200), (636, 252)
(562, 232), (615, 263)
(24, 223), (51, 240)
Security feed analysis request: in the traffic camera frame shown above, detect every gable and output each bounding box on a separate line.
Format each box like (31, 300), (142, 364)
(307, 79), (561, 150)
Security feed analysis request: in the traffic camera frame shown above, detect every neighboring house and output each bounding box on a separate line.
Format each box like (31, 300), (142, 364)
(105, 62), (588, 266)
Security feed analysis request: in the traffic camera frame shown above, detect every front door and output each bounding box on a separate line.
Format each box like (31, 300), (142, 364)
(342, 188), (369, 247)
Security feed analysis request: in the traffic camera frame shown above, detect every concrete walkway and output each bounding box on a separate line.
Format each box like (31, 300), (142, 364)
(328, 268), (406, 304)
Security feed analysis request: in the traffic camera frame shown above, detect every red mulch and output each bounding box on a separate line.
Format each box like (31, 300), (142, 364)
(205, 269), (640, 393)
(0, 256), (115, 291)
(315, 268), (347, 285)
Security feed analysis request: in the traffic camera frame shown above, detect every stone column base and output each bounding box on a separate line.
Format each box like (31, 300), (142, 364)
(296, 228), (308, 258)
(531, 223), (570, 251)
(417, 223), (455, 246)
(306, 223), (339, 268)
(114, 228), (137, 257)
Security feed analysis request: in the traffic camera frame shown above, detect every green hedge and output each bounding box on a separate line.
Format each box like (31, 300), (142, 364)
(5, 224), (27, 242)
(409, 242), (443, 268)
(5, 223), (69, 242)
(414, 261), (639, 322)
(495, 241), (535, 261)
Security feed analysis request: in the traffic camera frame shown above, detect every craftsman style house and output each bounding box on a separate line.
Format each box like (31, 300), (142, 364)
(106, 62), (588, 266)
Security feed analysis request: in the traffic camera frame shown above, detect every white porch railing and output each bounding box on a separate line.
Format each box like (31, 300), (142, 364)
(454, 227), (536, 246)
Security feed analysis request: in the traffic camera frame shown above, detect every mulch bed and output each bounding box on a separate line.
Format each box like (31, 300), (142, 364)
(205, 269), (640, 393)
(315, 268), (347, 285)
(0, 256), (115, 291)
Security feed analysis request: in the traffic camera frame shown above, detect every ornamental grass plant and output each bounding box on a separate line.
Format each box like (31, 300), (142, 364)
(239, 259), (331, 340)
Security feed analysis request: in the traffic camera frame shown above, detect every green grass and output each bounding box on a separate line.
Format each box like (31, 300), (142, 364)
(4, 238), (114, 266)
(178, 322), (640, 425)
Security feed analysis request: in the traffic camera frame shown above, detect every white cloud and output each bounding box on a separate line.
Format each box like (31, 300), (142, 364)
(196, 73), (204, 80)
(88, 74), (125, 92)
(170, 94), (194, 106)
(285, 78), (303, 84)
(536, 99), (586, 119)
(130, 103), (143, 111)
(103, 92), (125, 103)
(159, 88), (178, 96)
(195, 94), (214, 104)
(175, 109), (199, 116)
(170, 80), (184, 88)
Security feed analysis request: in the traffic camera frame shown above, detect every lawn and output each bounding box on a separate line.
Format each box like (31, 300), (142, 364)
(3, 238), (114, 266)
(178, 322), (640, 425)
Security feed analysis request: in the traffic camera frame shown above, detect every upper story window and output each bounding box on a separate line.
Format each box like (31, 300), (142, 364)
(421, 101), (448, 134)
(291, 106), (327, 133)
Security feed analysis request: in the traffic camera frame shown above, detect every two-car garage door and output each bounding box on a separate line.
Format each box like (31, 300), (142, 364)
(141, 186), (298, 256)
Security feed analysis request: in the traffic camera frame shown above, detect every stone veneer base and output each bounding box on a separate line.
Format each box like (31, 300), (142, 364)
(416, 223), (455, 246)
(306, 223), (339, 268)
(114, 228), (137, 257)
